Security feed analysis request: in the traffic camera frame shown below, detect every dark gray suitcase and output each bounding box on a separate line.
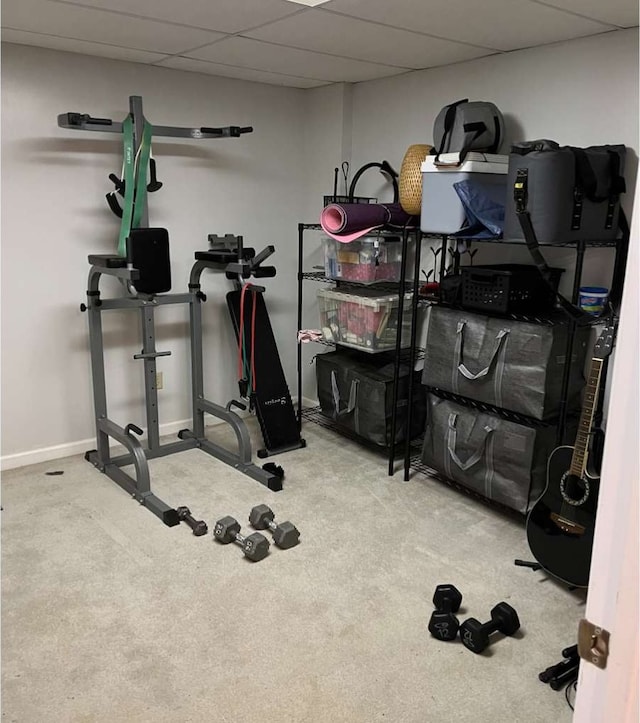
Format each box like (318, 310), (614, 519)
(421, 394), (555, 513)
(422, 306), (588, 420)
(503, 140), (626, 243)
(316, 350), (426, 448)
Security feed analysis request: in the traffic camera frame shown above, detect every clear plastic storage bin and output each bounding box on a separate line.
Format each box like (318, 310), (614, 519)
(323, 235), (402, 284)
(317, 287), (412, 353)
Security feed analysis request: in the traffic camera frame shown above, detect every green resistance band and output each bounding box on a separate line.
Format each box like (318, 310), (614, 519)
(117, 116), (153, 257)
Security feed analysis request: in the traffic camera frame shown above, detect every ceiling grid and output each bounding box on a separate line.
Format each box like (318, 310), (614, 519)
(1, 0), (637, 87)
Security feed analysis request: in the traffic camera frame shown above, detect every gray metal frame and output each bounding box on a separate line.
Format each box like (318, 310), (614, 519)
(65, 96), (276, 527)
(84, 263), (280, 526)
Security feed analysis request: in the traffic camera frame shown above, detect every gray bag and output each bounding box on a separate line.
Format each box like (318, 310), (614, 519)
(421, 394), (554, 513)
(316, 350), (426, 447)
(433, 99), (505, 163)
(503, 139), (626, 243)
(422, 306), (588, 420)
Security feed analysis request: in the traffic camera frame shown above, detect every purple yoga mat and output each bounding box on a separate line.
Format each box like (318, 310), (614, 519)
(320, 203), (416, 242)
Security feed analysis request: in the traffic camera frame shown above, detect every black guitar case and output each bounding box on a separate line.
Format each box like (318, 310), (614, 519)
(226, 289), (305, 458)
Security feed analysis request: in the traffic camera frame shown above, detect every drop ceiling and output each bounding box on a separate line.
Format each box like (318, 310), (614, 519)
(1, 0), (637, 88)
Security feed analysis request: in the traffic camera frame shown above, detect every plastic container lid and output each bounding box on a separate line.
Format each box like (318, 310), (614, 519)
(579, 286), (608, 295)
(317, 287), (412, 311)
(322, 234), (400, 246)
(421, 152), (509, 174)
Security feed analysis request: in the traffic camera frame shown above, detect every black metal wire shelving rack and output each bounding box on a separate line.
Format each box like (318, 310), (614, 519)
(296, 222), (424, 473)
(296, 219), (622, 504)
(401, 231), (623, 511)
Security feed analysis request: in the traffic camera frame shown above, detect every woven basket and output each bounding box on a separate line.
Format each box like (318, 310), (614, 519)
(399, 144), (432, 216)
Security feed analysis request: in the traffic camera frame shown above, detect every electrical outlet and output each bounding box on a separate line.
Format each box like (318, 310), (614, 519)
(156, 372), (163, 390)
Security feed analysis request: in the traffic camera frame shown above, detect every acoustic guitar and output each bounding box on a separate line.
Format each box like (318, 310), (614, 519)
(525, 324), (616, 588)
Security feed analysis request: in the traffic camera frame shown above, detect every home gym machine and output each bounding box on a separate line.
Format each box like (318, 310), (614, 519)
(199, 233), (305, 458)
(59, 96), (283, 528)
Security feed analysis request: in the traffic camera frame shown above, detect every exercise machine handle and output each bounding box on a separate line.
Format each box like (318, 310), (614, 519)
(253, 266), (276, 278)
(133, 351), (172, 360)
(200, 126), (253, 137)
(124, 423), (144, 437)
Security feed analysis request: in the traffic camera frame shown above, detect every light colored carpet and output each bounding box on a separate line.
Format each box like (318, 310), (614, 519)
(1, 419), (584, 722)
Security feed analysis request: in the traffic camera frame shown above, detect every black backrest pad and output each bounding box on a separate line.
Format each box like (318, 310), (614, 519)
(226, 289), (300, 451)
(127, 228), (171, 294)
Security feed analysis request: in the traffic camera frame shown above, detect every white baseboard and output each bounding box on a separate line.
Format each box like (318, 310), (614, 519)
(1, 396), (317, 472)
(0, 418), (193, 472)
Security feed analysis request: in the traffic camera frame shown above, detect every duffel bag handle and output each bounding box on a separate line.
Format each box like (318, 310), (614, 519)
(572, 148), (626, 204)
(434, 98), (468, 162)
(456, 323), (509, 380)
(447, 413), (494, 471)
(330, 371), (359, 417)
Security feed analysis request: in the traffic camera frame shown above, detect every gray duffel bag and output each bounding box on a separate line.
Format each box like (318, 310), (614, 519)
(433, 98), (505, 163)
(316, 350), (426, 447)
(503, 139), (626, 243)
(421, 394), (554, 513)
(422, 306), (588, 420)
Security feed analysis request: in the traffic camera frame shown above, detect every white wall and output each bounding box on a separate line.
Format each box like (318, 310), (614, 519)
(2, 29), (638, 464)
(347, 29), (639, 298)
(1, 43), (306, 464)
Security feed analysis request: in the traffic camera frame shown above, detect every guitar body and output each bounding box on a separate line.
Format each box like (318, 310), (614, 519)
(526, 445), (600, 588)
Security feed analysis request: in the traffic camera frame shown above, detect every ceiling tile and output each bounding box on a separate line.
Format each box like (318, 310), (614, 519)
(157, 56), (328, 88)
(533, 0), (639, 28)
(245, 10), (496, 68)
(1, 0), (224, 55)
(1, 28), (167, 63)
(322, 0), (614, 51)
(188, 37), (408, 83)
(47, 0), (304, 33)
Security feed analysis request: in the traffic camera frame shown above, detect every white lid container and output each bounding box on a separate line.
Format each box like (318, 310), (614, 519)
(420, 153), (509, 234)
(421, 152), (509, 174)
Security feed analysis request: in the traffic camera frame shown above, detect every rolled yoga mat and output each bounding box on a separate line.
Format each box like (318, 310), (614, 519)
(320, 203), (417, 243)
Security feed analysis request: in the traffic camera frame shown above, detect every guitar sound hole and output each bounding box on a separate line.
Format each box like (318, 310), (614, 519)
(560, 472), (590, 506)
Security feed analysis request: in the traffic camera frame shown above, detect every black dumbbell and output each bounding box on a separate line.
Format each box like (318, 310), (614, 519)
(539, 646), (579, 683)
(176, 506), (208, 536)
(459, 602), (521, 654)
(428, 584), (462, 641)
(248, 504), (300, 549)
(549, 661), (579, 691)
(213, 516), (270, 561)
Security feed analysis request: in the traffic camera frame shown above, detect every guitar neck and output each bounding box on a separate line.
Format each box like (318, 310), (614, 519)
(570, 358), (604, 477)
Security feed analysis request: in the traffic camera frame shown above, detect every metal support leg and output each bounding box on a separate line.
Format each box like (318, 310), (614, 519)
(188, 291), (207, 439)
(388, 227), (410, 476)
(86, 418), (179, 526)
(139, 303), (161, 450)
(86, 295), (111, 464)
(297, 223), (304, 431)
(404, 229), (423, 481)
(181, 265), (283, 492)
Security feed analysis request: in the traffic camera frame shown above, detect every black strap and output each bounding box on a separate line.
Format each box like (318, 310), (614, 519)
(488, 115), (501, 154)
(572, 147), (626, 203)
(513, 168), (629, 326)
(459, 121), (487, 164)
(605, 150), (626, 229)
(573, 149), (601, 201)
(435, 98), (468, 161)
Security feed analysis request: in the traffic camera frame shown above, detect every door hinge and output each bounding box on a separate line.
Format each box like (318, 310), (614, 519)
(578, 618), (610, 669)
